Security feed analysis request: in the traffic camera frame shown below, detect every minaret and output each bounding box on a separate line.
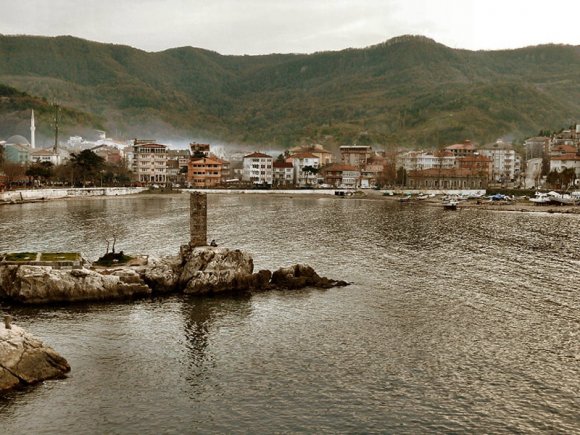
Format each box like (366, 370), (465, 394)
(30, 109), (36, 149)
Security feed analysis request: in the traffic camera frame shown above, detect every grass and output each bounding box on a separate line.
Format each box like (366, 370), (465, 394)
(4, 252), (38, 261)
(40, 252), (81, 262)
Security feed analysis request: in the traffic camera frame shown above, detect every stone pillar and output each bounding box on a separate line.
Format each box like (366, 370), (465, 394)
(190, 192), (207, 246)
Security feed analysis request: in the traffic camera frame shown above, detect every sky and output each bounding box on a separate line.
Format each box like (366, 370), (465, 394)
(1, 0), (580, 55)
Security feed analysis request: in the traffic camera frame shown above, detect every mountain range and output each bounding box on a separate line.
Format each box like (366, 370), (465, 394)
(1, 34), (579, 149)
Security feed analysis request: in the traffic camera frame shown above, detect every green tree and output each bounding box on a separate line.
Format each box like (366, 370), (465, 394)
(69, 150), (105, 186)
(25, 161), (54, 184)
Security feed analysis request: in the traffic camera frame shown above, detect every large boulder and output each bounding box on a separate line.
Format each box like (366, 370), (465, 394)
(0, 322), (70, 392)
(0, 265), (151, 304)
(178, 246), (255, 295)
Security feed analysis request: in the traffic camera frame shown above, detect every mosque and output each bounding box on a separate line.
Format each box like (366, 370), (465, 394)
(1, 110), (64, 165)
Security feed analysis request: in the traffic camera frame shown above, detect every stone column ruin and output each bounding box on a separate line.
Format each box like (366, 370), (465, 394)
(190, 192), (207, 247)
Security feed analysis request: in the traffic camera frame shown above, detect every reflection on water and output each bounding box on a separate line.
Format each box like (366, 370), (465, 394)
(0, 195), (579, 433)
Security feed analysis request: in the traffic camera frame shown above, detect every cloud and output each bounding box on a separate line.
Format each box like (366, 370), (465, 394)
(1, 0), (579, 54)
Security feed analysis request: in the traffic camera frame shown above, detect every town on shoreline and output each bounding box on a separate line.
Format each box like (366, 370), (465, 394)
(2, 113), (580, 196)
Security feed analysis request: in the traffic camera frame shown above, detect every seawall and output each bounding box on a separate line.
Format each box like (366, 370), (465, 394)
(0, 187), (148, 203)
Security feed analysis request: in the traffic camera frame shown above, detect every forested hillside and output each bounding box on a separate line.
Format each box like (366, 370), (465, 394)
(1, 34), (579, 148)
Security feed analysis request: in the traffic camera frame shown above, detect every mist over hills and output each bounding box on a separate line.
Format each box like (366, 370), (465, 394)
(1, 34), (579, 149)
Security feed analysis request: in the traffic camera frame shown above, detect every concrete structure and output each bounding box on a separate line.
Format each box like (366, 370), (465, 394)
(30, 148), (61, 166)
(524, 157), (544, 188)
(479, 140), (520, 183)
(289, 144), (334, 166)
(3, 143), (30, 164)
(272, 161), (294, 186)
(286, 152), (320, 186)
(340, 145), (373, 167)
(321, 163), (360, 188)
(550, 154), (580, 178)
(187, 156), (230, 188)
(131, 141), (168, 185)
(189, 192), (207, 247)
(242, 152), (273, 185)
(397, 150), (455, 172)
(445, 140), (477, 157)
(524, 137), (549, 160)
(407, 168), (488, 190)
(456, 154), (492, 180)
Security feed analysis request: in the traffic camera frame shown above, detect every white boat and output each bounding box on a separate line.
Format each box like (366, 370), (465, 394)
(442, 200), (458, 210)
(529, 192), (551, 204)
(549, 192), (578, 205)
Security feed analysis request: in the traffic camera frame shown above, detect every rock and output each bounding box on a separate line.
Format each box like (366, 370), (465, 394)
(270, 264), (349, 290)
(178, 246), (255, 294)
(0, 246), (348, 303)
(0, 323), (70, 392)
(135, 256), (180, 293)
(0, 265), (151, 304)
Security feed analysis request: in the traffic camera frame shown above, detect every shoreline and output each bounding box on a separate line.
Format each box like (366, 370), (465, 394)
(2, 187), (579, 215)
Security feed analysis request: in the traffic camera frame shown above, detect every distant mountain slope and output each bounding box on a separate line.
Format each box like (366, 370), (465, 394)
(1, 34), (579, 148)
(0, 83), (102, 145)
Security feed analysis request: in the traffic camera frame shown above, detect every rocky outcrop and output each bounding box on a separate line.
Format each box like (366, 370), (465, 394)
(0, 322), (70, 392)
(178, 245), (254, 295)
(269, 264), (349, 290)
(0, 245), (349, 304)
(0, 265), (151, 304)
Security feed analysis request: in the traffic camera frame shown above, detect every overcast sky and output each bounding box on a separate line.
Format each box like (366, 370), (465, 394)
(2, 0), (579, 55)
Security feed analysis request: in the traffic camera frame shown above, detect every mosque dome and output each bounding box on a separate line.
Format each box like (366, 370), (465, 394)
(6, 135), (30, 146)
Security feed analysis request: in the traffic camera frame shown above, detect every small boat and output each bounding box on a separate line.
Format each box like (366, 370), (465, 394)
(529, 192), (551, 204)
(442, 200), (458, 210)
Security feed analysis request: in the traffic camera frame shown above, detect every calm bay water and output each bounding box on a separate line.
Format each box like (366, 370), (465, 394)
(0, 194), (578, 433)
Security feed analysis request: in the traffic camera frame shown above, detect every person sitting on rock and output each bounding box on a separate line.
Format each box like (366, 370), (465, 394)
(210, 239), (218, 247)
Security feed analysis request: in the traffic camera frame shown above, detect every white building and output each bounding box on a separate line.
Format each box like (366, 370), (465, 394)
(286, 152), (320, 186)
(550, 154), (580, 178)
(397, 151), (455, 172)
(242, 152), (273, 185)
(480, 140), (520, 182)
(30, 148), (61, 166)
(131, 142), (168, 185)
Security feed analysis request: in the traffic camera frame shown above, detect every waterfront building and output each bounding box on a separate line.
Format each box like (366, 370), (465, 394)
(242, 152), (273, 185)
(479, 140), (520, 183)
(456, 154), (493, 180)
(187, 155), (230, 188)
(360, 155), (387, 188)
(285, 152), (320, 186)
(289, 144), (334, 166)
(550, 153), (580, 178)
(131, 141), (168, 185)
(397, 150), (455, 172)
(406, 168), (488, 190)
(272, 161), (294, 187)
(320, 163), (360, 188)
